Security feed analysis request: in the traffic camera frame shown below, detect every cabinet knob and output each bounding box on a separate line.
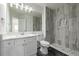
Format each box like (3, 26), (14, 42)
(24, 40), (25, 42)
(8, 42), (10, 45)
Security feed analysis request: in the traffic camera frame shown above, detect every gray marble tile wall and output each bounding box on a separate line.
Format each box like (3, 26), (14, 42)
(46, 7), (55, 44)
(33, 16), (42, 31)
(46, 4), (79, 52)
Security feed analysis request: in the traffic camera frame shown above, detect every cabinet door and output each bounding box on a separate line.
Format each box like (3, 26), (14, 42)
(14, 39), (24, 56)
(24, 37), (37, 56)
(2, 46), (14, 56)
(0, 41), (1, 56)
(13, 45), (24, 56)
(1, 40), (15, 56)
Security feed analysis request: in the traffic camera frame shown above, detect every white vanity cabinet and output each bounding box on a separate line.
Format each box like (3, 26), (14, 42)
(1, 40), (15, 56)
(24, 37), (37, 56)
(14, 39), (25, 56)
(1, 36), (37, 56)
(0, 35), (2, 56)
(0, 41), (1, 55)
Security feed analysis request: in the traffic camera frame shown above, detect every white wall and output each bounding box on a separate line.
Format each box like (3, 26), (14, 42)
(6, 4), (10, 33)
(0, 4), (6, 34)
(42, 5), (46, 38)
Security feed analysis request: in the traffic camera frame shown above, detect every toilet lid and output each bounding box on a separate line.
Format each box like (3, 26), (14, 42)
(40, 40), (49, 47)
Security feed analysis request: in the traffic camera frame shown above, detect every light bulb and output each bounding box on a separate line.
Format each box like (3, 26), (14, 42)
(10, 3), (13, 7)
(16, 3), (19, 9)
(20, 3), (24, 10)
(25, 5), (29, 12)
(28, 7), (33, 12)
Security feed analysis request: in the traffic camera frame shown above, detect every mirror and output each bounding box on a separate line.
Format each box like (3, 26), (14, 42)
(6, 3), (42, 33)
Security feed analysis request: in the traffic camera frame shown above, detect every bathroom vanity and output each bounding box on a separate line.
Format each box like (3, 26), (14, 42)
(0, 3), (43, 56)
(0, 33), (43, 56)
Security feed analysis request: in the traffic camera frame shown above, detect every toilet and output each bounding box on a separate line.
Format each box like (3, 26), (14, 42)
(40, 40), (50, 55)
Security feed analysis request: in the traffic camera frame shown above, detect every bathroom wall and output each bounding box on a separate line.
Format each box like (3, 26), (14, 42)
(0, 4), (6, 34)
(42, 6), (46, 38)
(45, 7), (55, 44)
(45, 4), (79, 52)
(6, 4), (10, 33)
(54, 4), (78, 50)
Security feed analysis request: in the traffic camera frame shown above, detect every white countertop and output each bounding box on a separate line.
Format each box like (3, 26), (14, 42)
(2, 32), (43, 40)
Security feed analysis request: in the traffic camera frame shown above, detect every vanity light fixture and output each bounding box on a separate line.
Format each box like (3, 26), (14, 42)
(9, 3), (33, 13)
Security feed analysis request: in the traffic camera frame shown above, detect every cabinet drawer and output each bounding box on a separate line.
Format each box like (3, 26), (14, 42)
(15, 39), (25, 46)
(24, 36), (36, 43)
(2, 40), (14, 47)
